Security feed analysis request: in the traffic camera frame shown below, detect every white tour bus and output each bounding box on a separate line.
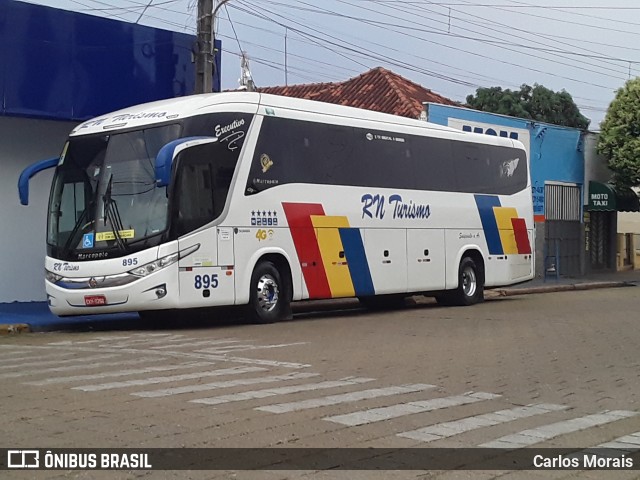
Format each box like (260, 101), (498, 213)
(19, 92), (534, 323)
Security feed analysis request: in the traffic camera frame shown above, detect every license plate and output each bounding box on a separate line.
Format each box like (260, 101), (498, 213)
(84, 295), (107, 306)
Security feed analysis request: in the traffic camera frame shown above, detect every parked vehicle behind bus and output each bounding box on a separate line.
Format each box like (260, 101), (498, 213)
(19, 92), (534, 322)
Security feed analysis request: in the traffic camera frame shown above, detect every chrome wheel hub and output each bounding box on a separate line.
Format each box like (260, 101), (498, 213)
(462, 266), (477, 297)
(256, 274), (279, 312)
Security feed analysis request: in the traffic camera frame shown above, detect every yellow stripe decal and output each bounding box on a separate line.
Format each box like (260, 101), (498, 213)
(493, 207), (519, 255)
(310, 215), (355, 298)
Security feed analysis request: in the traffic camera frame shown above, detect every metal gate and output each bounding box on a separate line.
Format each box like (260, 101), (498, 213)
(588, 211), (612, 270)
(544, 183), (582, 276)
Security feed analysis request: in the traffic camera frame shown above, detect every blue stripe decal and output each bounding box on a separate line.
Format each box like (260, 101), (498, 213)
(339, 228), (375, 296)
(474, 195), (503, 255)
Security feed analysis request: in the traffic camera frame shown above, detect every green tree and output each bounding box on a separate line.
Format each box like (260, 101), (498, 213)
(597, 78), (640, 188)
(466, 83), (590, 129)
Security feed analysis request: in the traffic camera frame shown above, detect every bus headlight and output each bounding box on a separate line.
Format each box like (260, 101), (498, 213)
(128, 253), (178, 277)
(128, 244), (200, 277)
(45, 270), (62, 283)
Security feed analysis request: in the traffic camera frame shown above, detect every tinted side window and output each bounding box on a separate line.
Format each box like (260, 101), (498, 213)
(453, 142), (527, 195)
(174, 145), (216, 236)
(353, 129), (413, 189)
(246, 116), (527, 195)
(410, 136), (456, 191)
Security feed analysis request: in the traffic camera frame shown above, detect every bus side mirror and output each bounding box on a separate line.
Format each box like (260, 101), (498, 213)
(155, 136), (218, 188)
(18, 157), (59, 205)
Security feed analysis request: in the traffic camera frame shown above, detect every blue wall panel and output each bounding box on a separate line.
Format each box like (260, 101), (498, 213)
(1, 0), (221, 120)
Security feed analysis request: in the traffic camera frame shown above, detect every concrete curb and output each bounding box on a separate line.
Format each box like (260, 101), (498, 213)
(488, 281), (633, 298)
(0, 323), (31, 335)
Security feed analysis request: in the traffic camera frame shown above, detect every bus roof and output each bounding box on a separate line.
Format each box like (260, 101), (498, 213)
(69, 92), (521, 150)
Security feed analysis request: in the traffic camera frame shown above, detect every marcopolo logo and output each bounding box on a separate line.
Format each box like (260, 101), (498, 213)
(7, 450), (39, 469)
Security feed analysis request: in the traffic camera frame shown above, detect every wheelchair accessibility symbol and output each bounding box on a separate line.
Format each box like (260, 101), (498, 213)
(82, 233), (94, 249)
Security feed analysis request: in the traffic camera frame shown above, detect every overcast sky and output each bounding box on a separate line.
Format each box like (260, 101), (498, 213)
(20, 0), (640, 129)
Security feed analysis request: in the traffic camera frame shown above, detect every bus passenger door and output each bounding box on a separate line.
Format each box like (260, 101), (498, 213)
(363, 229), (407, 295)
(407, 229), (446, 292)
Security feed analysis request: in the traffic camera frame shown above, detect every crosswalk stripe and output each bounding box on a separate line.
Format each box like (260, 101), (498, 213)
(324, 391), (501, 427)
(480, 410), (638, 448)
(0, 354), (119, 371)
(47, 336), (136, 346)
(99, 335), (187, 348)
(73, 366), (267, 392)
(598, 432), (640, 450)
(132, 372), (320, 398)
(150, 339), (243, 350)
(0, 348), (41, 358)
(571, 432), (640, 455)
(200, 356), (311, 369)
(0, 351), (77, 364)
(397, 403), (568, 443)
(2, 357), (163, 380)
(255, 384), (436, 414)
(24, 361), (215, 385)
(196, 342), (309, 354)
(190, 377), (376, 406)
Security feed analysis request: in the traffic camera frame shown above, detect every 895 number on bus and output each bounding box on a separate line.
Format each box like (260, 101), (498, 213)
(194, 274), (218, 289)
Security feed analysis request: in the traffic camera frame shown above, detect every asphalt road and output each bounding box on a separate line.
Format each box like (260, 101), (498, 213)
(2, 287), (640, 479)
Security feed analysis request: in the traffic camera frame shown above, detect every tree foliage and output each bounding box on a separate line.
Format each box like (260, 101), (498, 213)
(597, 78), (640, 188)
(466, 83), (590, 130)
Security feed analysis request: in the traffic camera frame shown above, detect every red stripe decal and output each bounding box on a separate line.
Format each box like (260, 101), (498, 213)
(511, 217), (532, 254)
(282, 202), (331, 299)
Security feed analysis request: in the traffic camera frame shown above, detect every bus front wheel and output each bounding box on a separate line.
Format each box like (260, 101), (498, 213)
(248, 261), (290, 323)
(437, 256), (484, 306)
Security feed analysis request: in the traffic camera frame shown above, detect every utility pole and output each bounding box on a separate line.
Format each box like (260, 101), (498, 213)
(239, 51), (255, 91)
(195, 0), (213, 94)
(195, 0), (229, 94)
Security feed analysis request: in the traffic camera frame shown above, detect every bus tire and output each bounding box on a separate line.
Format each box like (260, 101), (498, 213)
(248, 261), (290, 323)
(449, 256), (484, 306)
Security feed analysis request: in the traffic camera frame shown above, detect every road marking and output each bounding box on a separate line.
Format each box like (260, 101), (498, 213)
(24, 361), (215, 385)
(47, 336), (141, 346)
(200, 356), (311, 369)
(196, 342), (309, 354)
(397, 403), (568, 443)
(480, 410), (638, 448)
(149, 339), (243, 350)
(73, 366), (267, 392)
(256, 384), (436, 414)
(99, 335), (187, 348)
(0, 345), (36, 350)
(133, 372), (320, 398)
(597, 432), (640, 450)
(0, 354), (119, 370)
(0, 351), (77, 363)
(191, 377), (375, 406)
(0, 356), (163, 380)
(0, 347), (42, 358)
(324, 391), (501, 427)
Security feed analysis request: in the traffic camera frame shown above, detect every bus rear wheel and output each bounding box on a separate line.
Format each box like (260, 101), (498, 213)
(437, 256), (484, 306)
(248, 261), (290, 323)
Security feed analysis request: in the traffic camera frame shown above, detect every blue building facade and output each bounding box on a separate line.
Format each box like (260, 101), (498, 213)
(426, 103), (586, 276)
(1, 0), (222, 121)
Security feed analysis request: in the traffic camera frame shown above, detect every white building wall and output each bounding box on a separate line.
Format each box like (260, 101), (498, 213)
(0, 116), (76, 303)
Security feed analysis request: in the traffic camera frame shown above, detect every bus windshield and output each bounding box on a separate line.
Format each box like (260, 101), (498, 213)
(47, 124), (182, 260)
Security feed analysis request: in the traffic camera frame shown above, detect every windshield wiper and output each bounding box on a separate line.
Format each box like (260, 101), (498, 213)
(102, 174), (128, 252)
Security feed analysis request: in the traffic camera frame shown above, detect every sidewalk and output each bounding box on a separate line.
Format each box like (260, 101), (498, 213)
(489, 268), (640, 297)
(1, 269), (638, 334)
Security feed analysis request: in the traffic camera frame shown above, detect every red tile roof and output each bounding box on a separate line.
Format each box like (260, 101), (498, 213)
(257, 67), (457, 119)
